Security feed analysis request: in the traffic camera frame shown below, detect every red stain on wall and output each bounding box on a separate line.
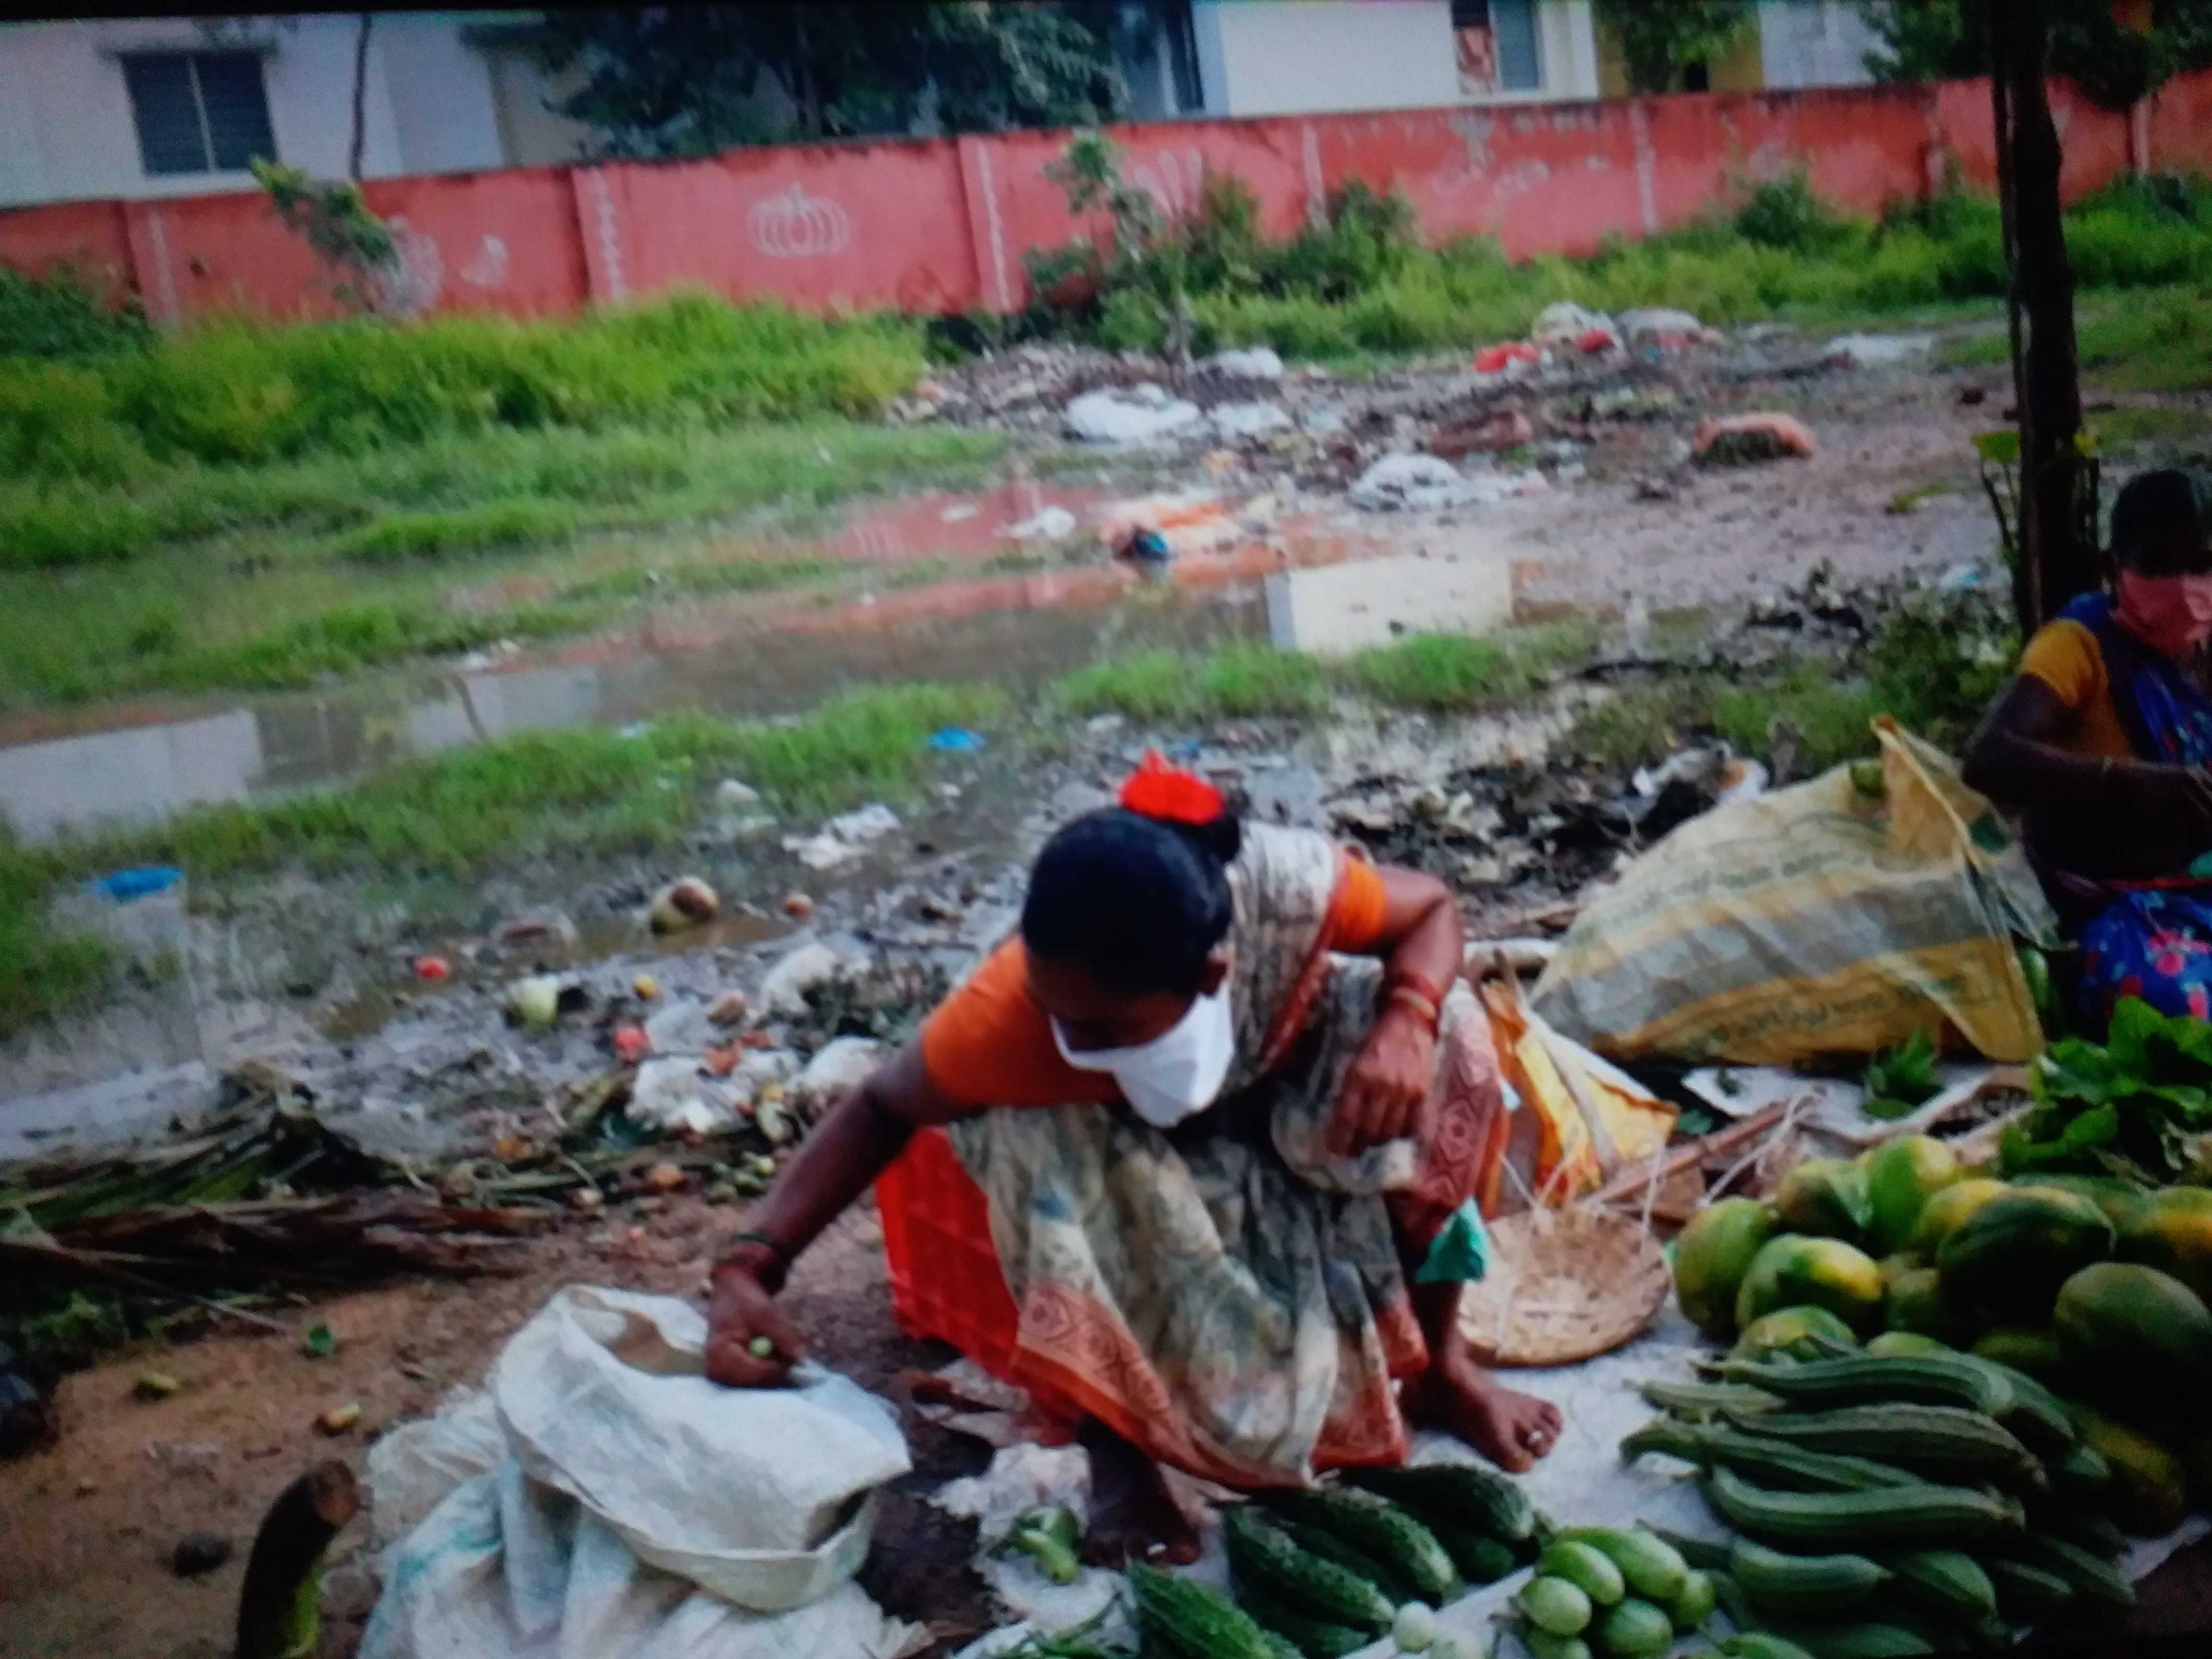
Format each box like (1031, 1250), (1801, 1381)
(3, 72), (2205, 327)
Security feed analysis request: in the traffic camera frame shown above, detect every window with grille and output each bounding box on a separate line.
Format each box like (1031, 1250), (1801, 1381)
(122, 51), (276, 177)
(1452, 0), (1544, 94)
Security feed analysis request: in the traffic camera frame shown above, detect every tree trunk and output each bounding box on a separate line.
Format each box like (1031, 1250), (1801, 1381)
(348, 13), (373, 181)
(1988, 0), (2097, 635)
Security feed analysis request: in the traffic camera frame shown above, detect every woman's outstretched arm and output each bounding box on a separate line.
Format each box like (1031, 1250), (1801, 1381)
(1329, 865), (1464, 1156)
(703, 1045), (965, 1385)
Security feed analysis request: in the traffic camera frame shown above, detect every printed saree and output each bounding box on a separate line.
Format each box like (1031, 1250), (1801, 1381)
(943, 823), (1506, 1487)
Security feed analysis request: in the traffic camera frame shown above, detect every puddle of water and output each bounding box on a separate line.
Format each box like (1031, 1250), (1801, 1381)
(0, 471), (1552, 847)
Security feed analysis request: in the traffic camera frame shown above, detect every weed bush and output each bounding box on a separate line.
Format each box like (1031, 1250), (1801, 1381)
(0, 266), (154, 361)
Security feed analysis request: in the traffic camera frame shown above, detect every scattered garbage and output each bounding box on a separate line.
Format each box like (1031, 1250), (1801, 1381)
(1532, 301), (1616, 351)
(1615, 307), (1722, 348)
(644, 999), (719, 1058)
(1472, 341), (1543, 377)
(757, 939), (848, 1018)
(135, 1368), (184, 1399)
(793, 1037), (884, 1118)
(709, 990), (750, 1026)
(630, 1058), (742, 1137)
(1603, 745), (1768, 842)
(1061, 384), (1202, 444)
(1824, 332), (1935, 368)
(412, 955), (451, 983)
(1209, 400), (1295, 442)
(87, 866), (183, 902)
(928, 727), (986, 753)
(301, 1321), (339, 1359)
(1200, 345), (1285, 380)
(318, 1402), (364, 1436)
(648, 877), (720, 934)
(1348, 453), (1476, 512)
(784, 804), (902, 871)
(1692, 411), (1817, 465)
(504, 974), (565, 1031)
(714, 779), (764, 811)
(1429, 408), (1537, 458)
(612, 1024), (649, 1063)
(632, 973), (660, 1000)
(781, 891), (817, 921)
(1003, 505), (1077, 541)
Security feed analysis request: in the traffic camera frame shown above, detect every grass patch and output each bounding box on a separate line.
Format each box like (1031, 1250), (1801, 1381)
(2089, 405), (2209, 447)
(1947, 285), (2212, 395)
(2, 293), (926, 485)
(0, 421), (1008, 709)
(1052, 626), (1600, 723)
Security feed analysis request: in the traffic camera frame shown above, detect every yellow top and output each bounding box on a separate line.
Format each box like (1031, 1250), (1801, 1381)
(2017, 617), (2134, 760)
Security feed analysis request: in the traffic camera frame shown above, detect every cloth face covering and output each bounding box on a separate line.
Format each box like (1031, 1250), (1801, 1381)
(1051, 985), (1237, 1128)
(2116, 570), (2212, 660)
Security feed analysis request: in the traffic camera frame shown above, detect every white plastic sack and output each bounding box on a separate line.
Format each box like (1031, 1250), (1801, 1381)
(363, 1461), (923, 1659)
(360, 1286), (924, 1659)
(492, 1287), (911, 1611)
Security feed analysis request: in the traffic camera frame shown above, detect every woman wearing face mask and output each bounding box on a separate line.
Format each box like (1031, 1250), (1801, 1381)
(700, 753), (1561, 1563)
(1964, 467), (2212, 1028)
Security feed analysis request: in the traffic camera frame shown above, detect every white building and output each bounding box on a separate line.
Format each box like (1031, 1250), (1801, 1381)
(1755, 0), (1883, 91)
(0, 12), (588, 209)
(1184, 0), (1601, 119)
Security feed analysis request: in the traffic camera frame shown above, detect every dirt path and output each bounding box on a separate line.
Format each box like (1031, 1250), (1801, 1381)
(0, 1199), (970, 1659)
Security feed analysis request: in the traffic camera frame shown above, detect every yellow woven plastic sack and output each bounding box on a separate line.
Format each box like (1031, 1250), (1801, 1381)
(1483, 976), (1676, 1205)
(1530, 719), (2055, 1066)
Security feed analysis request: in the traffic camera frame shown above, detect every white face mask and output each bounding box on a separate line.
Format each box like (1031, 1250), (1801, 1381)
(1051, 984), (1236, 1128)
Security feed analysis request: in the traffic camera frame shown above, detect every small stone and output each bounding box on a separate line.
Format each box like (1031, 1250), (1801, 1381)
(708, 990), (750, 1026)
(567, 1186), (605, 1214)
(170, 1532), (231, 1577)
(317, 1402), (363, 1436)
(781, 891), (816, 921)
(134, 1370), (183, 1401)
(644, 1162), (686, 1194)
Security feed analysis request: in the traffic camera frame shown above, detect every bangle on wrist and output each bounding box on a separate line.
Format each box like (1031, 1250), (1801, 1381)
(1385, 984), (1441, 1035)
(716, 1230), (793, 1292)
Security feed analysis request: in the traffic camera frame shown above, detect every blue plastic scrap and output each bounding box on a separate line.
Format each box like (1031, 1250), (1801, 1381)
(90, 866), (183, 902)
(928, 727), (986, 753)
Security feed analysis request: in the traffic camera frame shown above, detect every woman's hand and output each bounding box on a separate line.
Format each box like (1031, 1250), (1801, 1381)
(1328, 1001), (1436, 1157)
(703, 1263), (809, 1388)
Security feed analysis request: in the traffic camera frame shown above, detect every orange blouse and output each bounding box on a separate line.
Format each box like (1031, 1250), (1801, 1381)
(918, 852), (1391, 1108)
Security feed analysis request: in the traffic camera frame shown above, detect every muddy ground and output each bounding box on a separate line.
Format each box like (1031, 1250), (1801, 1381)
(6, 327), (2212, 1658)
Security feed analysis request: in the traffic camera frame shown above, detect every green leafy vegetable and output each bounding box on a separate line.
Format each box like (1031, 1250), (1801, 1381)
(1862, 1029), (1942, 1110)
(2001, 996), (2212, 1183)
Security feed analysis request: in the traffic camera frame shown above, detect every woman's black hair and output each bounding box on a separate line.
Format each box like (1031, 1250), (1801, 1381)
(1020, 807), (1241, 997)
(2111, 468), (2212, 574)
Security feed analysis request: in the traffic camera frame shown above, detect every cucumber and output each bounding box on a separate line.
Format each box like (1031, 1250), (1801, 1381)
(1537, 1540), (1627, 1606)
(1523, 1631), (1594, 1659)
(1233, 1583), (1372, 1659)
(1554, 1527), (1689, 1604)
(1667, 1568), (1718, 1632)
(1521, 1575), (1596, 1637)
(1592, 1598), (1673, 1659)
(1425, 1521), (1517, 1585)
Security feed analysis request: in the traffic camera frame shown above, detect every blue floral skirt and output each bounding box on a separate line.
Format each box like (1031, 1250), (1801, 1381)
(2077, 888), (2212, 1028)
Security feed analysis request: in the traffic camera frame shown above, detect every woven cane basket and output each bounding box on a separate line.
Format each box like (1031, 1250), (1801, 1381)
(1456, 1205), (1671, 1369)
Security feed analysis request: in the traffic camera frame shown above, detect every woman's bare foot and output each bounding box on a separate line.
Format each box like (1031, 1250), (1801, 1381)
(1078, 1419), (1202, 1566)
(1408, 1347), (1563, 1474)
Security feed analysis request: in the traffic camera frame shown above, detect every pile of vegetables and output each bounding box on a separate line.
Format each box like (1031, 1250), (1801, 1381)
(1649, 1127), (2212, 1652)
(2002, 996), (2212, 1184)
(1124, 1463), (1545, 1659)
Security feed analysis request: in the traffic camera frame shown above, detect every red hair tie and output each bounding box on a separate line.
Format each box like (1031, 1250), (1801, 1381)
(1119, 749), (1224, 827)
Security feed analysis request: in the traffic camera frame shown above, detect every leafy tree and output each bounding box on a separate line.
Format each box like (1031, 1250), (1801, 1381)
(536, 3), (1132, 158)
(1597, 0), (1756, 94)
(1861, 0), (2212, 108)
